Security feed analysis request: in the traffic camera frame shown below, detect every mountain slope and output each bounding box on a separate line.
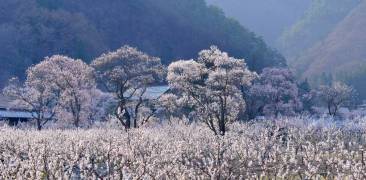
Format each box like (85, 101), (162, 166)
(0, 0), (285, 87)
(278, 0), (361, 60)
(206, 0), (311, 45)
(295, 1), (366, 98)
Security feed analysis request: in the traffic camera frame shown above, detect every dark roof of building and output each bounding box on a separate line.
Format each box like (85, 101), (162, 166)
(0, 110), (35, 119)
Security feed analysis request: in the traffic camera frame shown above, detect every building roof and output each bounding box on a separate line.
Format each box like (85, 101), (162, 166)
(0, 110), (35, 119)
(143, 86), (170, 100)
(126, 85), (170, 100)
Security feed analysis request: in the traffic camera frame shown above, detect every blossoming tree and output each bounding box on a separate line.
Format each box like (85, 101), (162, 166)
(167, 46), (256, 135)
(318, 81), (355, 116)
(248, 68), (302, 117)
(91, 45), (165, 129)
(3, 76), (59, 130)
(41, 55), (100, 127)
(3, 55), (108, 129)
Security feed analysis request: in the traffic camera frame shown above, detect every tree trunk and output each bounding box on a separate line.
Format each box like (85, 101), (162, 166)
(36, 112), (42, 131)
(328, 102), (332, 116)
(133, 98), (143, 128)
(333, 105), (338, 117)
(74, 115), (80, 128)
(116, 94), (131, 130)
(328, 102), (338, 116)
(37, 118), (42, 131)
(133, 117), (137, 128)
(219, 97), (226, 136)
(123, 109), (131, 129)
(74, 98), (81, 128)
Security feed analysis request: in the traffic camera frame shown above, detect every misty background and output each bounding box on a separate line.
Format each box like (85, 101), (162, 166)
(209, 0), (366, 99)
(207, 0), (312, 45)
(1, 0), (366, 99)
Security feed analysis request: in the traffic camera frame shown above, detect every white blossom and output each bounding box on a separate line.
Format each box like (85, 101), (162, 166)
(167, 46), (256, 135)
(318, 81), (355, 116)
(0, 117), (366, 179)
(91, 45), (165, 129)
(248, 68), (302, 117)
(3, 55), (106, 129)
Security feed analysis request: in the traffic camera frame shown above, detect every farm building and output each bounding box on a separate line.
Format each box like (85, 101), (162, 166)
(0, 86), (170, 127)
(0, 95), (34, 126)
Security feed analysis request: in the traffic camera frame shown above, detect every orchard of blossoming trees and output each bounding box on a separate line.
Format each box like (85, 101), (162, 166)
(1, 118), (366, 179)
(0, 45), (362, 178)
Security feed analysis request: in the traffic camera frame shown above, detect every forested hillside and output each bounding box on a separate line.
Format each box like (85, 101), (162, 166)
(0, 0), (285, 87)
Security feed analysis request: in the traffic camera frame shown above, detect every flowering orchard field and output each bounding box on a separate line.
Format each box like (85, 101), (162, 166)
(1, 118), (366, 179)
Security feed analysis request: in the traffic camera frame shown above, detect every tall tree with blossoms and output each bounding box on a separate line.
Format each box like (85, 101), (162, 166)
(318, 81), (355, 116)
(167, 46), (256, 135)
(91, 45), (165, 129)
(248, 68), (302, 117)
(36, 55), (103, 127)
(3, 71), (60, 130)
(3, 55), (107, 129)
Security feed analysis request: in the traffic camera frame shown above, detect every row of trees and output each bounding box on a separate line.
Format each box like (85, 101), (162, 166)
(3, 56), (112, 130)
(163, 47), (355, 135)
(3, 46), (165, 130)
(3, 45), (356, 134)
